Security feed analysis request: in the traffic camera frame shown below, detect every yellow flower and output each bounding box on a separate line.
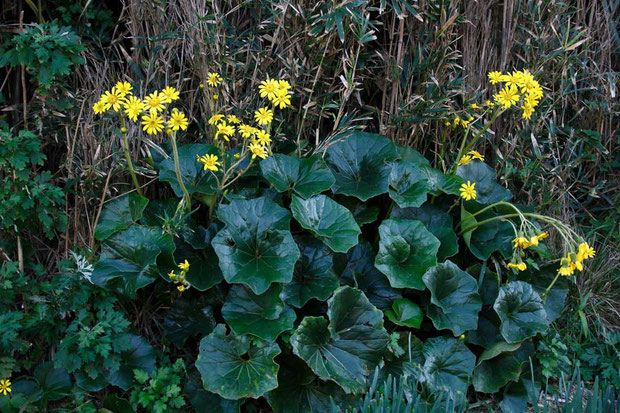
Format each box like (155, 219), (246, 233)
(277, 79), (291, 92)
(227, 115), (241, 124)
(536, 232), (549, 241)
(215, 122), (235, 141)
(0, 379), (11, 396)
(459, 181), (477, 201)
(167, 270), (177, 280)
(507, 262), (527, 271)
(143, 91), (166, 113)
(161, 86), (180, 103)
(576, 242), (595, 261)
(503, 71), (524, 88)
(93, 100), (106, 115)
(259, 79), (280, 101)
(272, 89), (292, 109)
(471, 103), (479, 109)
(254, 107), (273, 126)
(512, 236), (532, 249)
(207, 72), (222, 87)
(249, 142), (268, 160)
(255, 130), (271, 146)
(238, 124), (257, 138)
(461, 119), (470, 128)
(521, 104), (534, 120)
(177, 284), (186, 292)
(453, 117), (461, 126)
(208, 114), (225, 125)
(141, 112), (165, 135)
(213, 94), (219, 100)
(484, 100), (492, 107)
(123, 96), (143, 121)
(115, 81), (133, 97)
(101, 88), (124, 112)
(196, 154), (220, 172)
(467, 150), (484, 161)
(558, 255), (575, 276)
(178, 259), (190, 272)
(457, 155), (472, 166)
(494, 85), (520, 109)
(444, 121), (451, 126)
(488, 71), (504, 85)
(169, 109), (188, 131)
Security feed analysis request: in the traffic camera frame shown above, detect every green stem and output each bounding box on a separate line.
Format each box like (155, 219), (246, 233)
(542, 271), (562, 299)
(451, 107), (503, 174)
(120, 118), (142, 196)
(170, 132), (191, 210)
(458, 213), (521, 235)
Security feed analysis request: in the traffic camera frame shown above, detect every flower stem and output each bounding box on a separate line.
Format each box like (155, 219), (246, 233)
(542, 271), (562, 300)
(120, 118), (142, 196)
(451, 107), (503, 173)
(170, 132), (191, 210)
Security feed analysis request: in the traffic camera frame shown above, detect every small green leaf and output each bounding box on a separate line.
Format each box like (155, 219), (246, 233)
(387, 161), (430, 208)
(493, 281), (549, 343)
(291, 194), (361, 253)
(385, 298), (423, 328)
(95, 193), (149, 241)
(457, 161), (512, 204)
(260, 154), (335, 198)
(375, 218), (440, 290)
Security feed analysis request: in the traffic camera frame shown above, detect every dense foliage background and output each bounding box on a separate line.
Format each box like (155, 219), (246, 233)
(0, 0), (618, 412)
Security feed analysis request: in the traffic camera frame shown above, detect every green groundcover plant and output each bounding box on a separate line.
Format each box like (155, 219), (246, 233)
(1, 71), (602, 412)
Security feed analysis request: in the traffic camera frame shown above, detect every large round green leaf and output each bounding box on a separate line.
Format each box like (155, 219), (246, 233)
(95, 193), (148, 241)
(387, 160), (430, 208)
(385, 298), (423, 328)
(457, 161), (512, 204)
(163, 298), (216, 348)
(419, 164), (464, 196)
(519, 265), (568, 323)
(260, 154), (335, 198)
(33, 362), (72, 402)
(282, 237), (339, 308)
(423, 261), (482, 336)
(290, 194), (361, 253)
(212, 197), (300, 294)
(325, 132), (399, 201)
(158, 144), (220, 196)
(195, 324), (281, 400)
(391, 203), (458, 261)
(222, 284), (296, 341)
(472, 341), (529, 394)
(109, 335), (156, 390)
(419, 336), (475, 395)
(92, 225), (175, 298)
(375, 218), (440, 290)
(461, 202), (513, 260)
(493, 281), (549, 343)
(291, 286), (390, 393)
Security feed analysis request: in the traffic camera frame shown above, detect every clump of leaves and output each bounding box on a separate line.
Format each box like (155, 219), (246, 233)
(130, 359), (187, 413)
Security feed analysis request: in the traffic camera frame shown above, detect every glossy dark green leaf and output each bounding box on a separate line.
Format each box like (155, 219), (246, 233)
(195, 324), (281, 400)
(325, 132), (399, 201)
(282, 237), (338, 308)
(92, 225), (175, 298)
(461, 203), (513, 260)
(419, 164), (464, 196)
(499, 378), (539, 413)
(380, 332), (424, 380)
(222, 284), (296, 341)
(375, 218), (440, 290)
(291, 287), (390, 393)
(163, 298), (216, 348)
(184, 379), (242, 413)
(260, 154), (335, 198)
(34, 362), (71, 402)
(103, 394), (136, 413)
(423, 261), (482, 336)
(419, 336), (475, 395)
(158, 144), (220, 196)
(397, 147), (431, 167)
(457, 161), (512, 204)
(494, 281), (549, 343)
(387, 161), (430, 208)
(212, 197), (300, 294)
(95, 193), (148, 241)
(520, 265), (568, 323)
(472, 341), (525, 394)
(266, 356), (354, 413)
(391, 203), (458, 261)
(157, 240), (223, 291)
(466, 310), (504, 349)
(385, 298), (423, 328)
(109, 335), (156, 390)
(291, 194), (361, 253)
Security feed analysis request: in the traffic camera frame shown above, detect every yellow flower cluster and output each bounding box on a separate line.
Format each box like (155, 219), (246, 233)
(459, 181), (477, 201)
(457, 150), (485, 166)
(558, 242), (595, 276)
(93, 82), (188, 135)
(258, 79), (292, 109)
(168, 259), (191, 292)
(488, 70), (543, 119)
(512, 231), (549, 249)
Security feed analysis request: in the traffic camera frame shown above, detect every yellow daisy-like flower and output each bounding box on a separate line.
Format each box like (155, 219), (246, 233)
(169, 109), (188, 131)
(123, 96), (143, 122)
(238, 124), (257, 138)
(558, 255), (575, 276)
(161, 86), (180, 103)
(255, 130), (271, 146)
(0, 379), (11, 396)
(484, 100), (492, 107)
(115, 81), (133, 97)
(488, 71), (504, 85)
(512, 236), (532, 249)
(254, 107), (273, 126)
(461, 119), (470, 128)
(522, 104), (534, 120)
(503, 71), (524, 88)
(444, 121), (451, 126)
(457, 155), (472, 166)
(494, 85), (520, 109)
(143, 91), (166, 113)
(471, 103), (479, 109)
(227, 115), (241, 124)
(259, 79), (280, 101)
(101, 88), (124, 112)
(249, 142), (268, 160)
(277, 79), (291, 92)
(215, 122), (235, 141)
(141, 112), (165, 135)
(213, 94), (219, 100)
(178, 259), (190, 272)
(93, 100), (106, 115)
(272, 89), (292, 109)
(196, 154), (221, 172)
(208, 114), (225, 125)
(507, 262), (527, 271)
(167, 270), (177, 280)
(459, 181), (477, 201)
(207, 72), (222, 87)
(177, 284), (186, 292)
(467, 150), (484, 161)
(576, 242), (595, 261)
(453, 117), (461, 126)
